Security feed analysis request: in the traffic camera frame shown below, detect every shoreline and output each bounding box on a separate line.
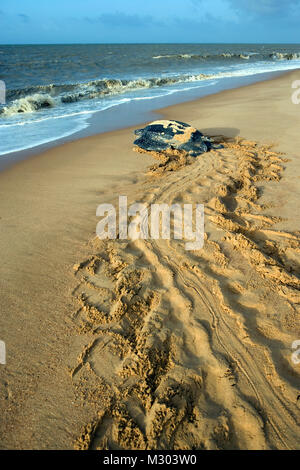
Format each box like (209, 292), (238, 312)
(0, 69), (299, 449)
(0, 67), (296, 172)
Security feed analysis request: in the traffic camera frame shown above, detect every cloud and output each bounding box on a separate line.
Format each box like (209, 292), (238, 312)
(188, 0), (239, 22)
(227, 0), (300, 16)
(85, 12), (163, 28)
(190, 0), (300, 19)
(18, 13), (30, 23)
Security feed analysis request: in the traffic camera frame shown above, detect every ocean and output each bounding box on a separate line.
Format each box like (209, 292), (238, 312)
(0, 43), (300, 157)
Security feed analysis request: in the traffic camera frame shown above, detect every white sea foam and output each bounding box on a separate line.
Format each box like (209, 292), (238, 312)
(2, 93), (55, 116)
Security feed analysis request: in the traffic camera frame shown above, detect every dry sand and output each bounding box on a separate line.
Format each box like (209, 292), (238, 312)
(0, 70), (299, 450)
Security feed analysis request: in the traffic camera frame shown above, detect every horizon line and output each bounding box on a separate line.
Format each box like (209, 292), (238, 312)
(1, 41), (300, 46)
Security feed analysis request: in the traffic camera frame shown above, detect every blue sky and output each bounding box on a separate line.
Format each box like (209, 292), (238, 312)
(0, 0), (300, 44)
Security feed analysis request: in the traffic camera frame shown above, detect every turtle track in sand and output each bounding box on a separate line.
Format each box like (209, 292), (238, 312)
(70, 137), (300, 450)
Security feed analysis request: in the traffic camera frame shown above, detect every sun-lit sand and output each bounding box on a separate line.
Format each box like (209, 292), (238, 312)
(0, 70), (299, 450)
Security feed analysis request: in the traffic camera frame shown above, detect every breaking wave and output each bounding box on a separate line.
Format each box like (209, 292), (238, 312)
(152, 51), (300, 62)
(1, 93), (55, 116)
(1, 74), (212, 117)
(152, 53), (252, 60)
(269, 52), (300, 60)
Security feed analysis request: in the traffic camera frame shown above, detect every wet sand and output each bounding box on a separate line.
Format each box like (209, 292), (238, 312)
(0, 70), (299, 449)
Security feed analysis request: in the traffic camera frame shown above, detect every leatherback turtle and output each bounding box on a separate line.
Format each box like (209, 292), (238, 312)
(134, 120), (218, 157)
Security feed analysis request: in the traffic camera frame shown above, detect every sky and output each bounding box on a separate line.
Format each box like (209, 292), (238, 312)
(0, 0), (300, 44)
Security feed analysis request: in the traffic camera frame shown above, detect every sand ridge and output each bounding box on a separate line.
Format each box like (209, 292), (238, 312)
(70, 137), (300, 450)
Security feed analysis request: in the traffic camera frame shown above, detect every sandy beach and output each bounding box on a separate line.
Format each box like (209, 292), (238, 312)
(0, 70), (299, 450)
